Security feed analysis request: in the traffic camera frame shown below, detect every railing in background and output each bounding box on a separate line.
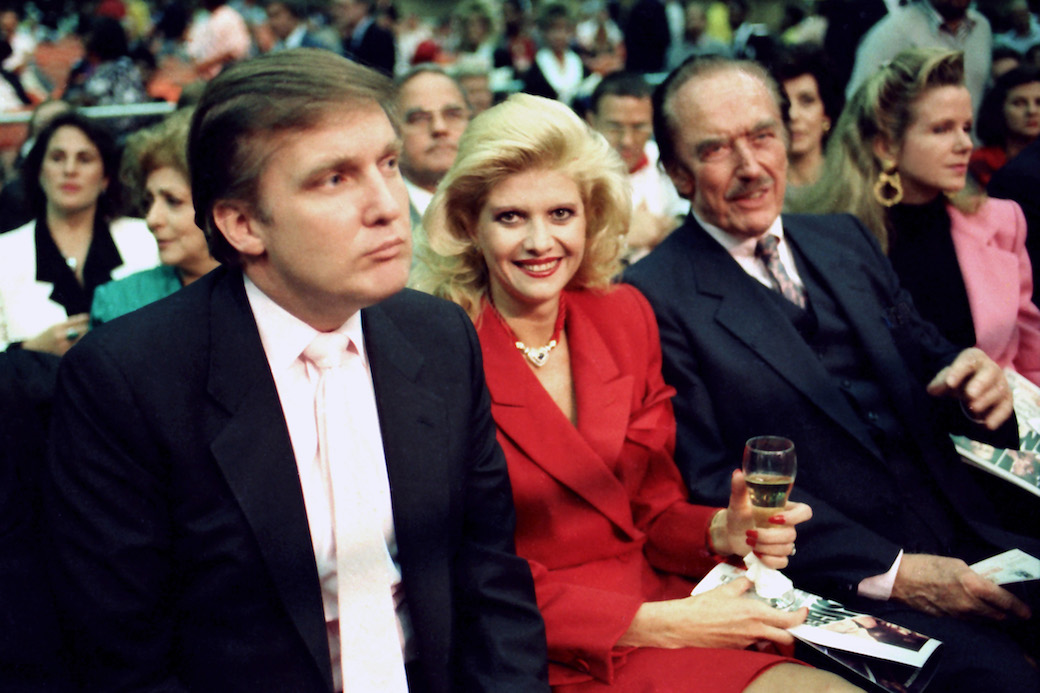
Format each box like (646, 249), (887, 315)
(0, 101), (177, 125)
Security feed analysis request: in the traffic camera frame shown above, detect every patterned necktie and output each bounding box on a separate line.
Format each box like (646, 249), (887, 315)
(755, 234), (807, 309)
(304, 333), (408, 693)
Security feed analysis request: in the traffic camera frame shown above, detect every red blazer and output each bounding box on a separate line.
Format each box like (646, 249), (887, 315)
(949, 198), (1040, 384)
(477, 285), (794, 690)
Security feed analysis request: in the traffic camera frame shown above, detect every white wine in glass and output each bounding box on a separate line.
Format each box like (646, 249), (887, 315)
(742, 436), (796, 528)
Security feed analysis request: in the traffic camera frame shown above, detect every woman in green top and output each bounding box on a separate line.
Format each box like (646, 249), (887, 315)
(91, 108), (219, 326)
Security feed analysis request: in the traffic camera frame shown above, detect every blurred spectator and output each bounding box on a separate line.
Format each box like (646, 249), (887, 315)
(0, 40), (31, 112)
(152, 0), (192, 58)
(394, 11), (433, 74)
(992, 45), (1023, 79)
(848, 0), (992, 117)
(0, 5), (35, 77)
(497, 0), (536, 75)
(971, 65), (1040, 186)
(726, 0), (777, 62)
(96, 0), (128, 20)
(332, 0), (395, 75)
(265, 0), (332, 51)
(524, 2), (587, 106)
(0, 100), (72, 235)
(395, 67), (471, 221)
(91, 108), (218, 325)
(773, 44), (843, 191)
(667, 1), (730, 70)
(451, 0), (499, 70)
(0, 112), (158, 355)
(819, 0), (888, 90)
(64, 17), (149, 109)
(187, 0), (252, 79)
(995, 0), (1040, 56)
(780, 1), (827, 47)
(623, 0), (671, 73)
(452, 57), (494, 114)
(575, 0), (625, 76)
(585, 70), (686, 264)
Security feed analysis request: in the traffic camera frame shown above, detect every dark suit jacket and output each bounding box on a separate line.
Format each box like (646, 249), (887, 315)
(0, 349), (66, 692)
(625, 213), (1018, 602)
(341, 19), (395, 76)
(45, 267), (547, 692)
(988, 139), (1040, 307)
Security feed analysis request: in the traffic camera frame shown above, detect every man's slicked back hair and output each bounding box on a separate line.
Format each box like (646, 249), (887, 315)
(189, 48), (394, 264)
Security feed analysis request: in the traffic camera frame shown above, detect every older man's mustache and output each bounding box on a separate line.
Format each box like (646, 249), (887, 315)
(725, 176), (774, 201)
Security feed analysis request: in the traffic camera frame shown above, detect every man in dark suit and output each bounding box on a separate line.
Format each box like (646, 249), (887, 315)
(45, 49), (547, 693)
(625, 58), (1039, 691)
(332, 0), (395, 76)
(989, 138), (1040, 306)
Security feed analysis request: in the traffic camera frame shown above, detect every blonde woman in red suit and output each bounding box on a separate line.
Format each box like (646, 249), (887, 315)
(412, 93), (862, 692)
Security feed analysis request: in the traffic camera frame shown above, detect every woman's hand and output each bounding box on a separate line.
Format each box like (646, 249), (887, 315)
(709, 469), (812, 569)
(617, 578), (807, 650)
(22, 313), (89, 356)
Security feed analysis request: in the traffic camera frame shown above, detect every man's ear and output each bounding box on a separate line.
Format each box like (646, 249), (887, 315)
(212, 201), (266, 258)
(666, 162), (696, 200)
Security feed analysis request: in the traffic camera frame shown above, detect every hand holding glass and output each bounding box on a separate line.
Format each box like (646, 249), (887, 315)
(742, 436), (797, 527)
(741, 436), (798, 607)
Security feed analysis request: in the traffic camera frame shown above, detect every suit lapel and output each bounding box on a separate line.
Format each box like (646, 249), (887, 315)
(479, 301), (640, 540)
(685, 221), (881, 458)
(205, 270), (333, 692)
(360, 302), (449, 563)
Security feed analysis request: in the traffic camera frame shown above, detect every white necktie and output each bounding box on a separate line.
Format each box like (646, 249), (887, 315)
(303, 332), (408, 692)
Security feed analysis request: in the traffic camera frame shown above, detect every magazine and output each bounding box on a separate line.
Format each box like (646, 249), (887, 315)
(971, 548), (1040, 603)
(952, 369), (1040, 498)
(692, 563), (942, 693)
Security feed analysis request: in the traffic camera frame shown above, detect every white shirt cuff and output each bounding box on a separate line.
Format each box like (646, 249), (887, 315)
(857, 550), (904, 600)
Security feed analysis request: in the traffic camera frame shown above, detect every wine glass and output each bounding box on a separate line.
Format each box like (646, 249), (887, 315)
(742, 436), (797, 608)
(742, 436), (797, 527)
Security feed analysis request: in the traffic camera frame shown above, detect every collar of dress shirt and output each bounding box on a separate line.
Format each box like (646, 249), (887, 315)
(244, 274), (367, 374)
(692, 207), (786, 258)
(920, 0), (976, 38)
(403, 177), (434, 216)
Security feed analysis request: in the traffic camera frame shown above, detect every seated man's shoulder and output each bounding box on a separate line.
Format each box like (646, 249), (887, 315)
(372, 288), (473, 339)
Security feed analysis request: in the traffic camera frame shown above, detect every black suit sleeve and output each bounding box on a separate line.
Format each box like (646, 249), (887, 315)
(45, 339), (187, 693)
(448, 305), (549, 692)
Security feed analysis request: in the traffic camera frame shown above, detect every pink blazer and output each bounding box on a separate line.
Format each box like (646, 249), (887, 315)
(949, 198), (1040, 385)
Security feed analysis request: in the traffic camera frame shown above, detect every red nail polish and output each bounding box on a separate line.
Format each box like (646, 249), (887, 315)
(768, 515), (786, 524)
(746, 536), (757, 547)
(753, 551), (763, 558)
(746, 530), (759, 539)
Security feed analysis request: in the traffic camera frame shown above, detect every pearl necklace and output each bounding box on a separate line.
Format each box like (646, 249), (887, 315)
(492, 295), (567, 368)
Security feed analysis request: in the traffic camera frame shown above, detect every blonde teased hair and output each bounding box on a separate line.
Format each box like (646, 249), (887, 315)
(411, 93), (630, 321)
(791, 49), (982, 252)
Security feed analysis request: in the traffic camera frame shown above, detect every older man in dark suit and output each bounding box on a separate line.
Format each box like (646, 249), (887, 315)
(45, 49), (547, 693)
(625, 57), (1039, 692)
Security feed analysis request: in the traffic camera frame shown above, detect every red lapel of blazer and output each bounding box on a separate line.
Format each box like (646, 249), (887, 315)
(478, 295), (640, 540)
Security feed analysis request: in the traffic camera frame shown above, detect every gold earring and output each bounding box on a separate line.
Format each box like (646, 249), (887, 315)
(873, 160), (903, 207)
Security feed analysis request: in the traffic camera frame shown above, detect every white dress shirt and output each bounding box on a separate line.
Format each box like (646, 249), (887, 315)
(244, 277), (413, 688)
